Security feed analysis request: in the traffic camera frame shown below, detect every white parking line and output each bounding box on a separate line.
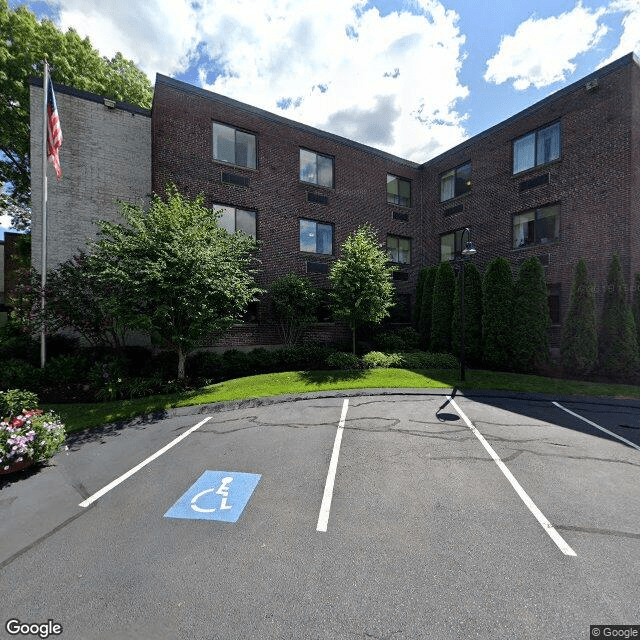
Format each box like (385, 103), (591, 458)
(448, 396), (576, 557)
(79, 416), (212, 508)
(316, 398), (349, 532)
(553, 401), (640, 453)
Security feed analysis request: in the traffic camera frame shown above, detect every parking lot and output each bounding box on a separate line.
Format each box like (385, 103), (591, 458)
(1, 390), (639, 639)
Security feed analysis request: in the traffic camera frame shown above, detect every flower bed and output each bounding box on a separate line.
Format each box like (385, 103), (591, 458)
(0, 390), (66, 474)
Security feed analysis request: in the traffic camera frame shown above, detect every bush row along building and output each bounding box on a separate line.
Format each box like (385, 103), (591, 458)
(30, 52), (640, 350)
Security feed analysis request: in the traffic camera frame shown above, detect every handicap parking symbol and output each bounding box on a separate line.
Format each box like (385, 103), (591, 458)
(164, 471), (261, 523)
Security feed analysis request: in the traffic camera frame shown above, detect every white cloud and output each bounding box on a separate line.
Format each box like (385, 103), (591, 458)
(484, 2), (608, 90)
(601, 0), (640, 65)
(44, 0), (469, 162)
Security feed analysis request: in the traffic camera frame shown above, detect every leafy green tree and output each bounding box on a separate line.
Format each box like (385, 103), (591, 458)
(270, 273), (318, 345)
(430, 261), (455, 352)
(598, 253), (639, 378)
(0, 0), (153, 226)
(329, 224), (396, 354)
(412, 266), (429, 327)
(482, 257), (514, 371)
(91, 186), (262, 378)
(512, 257), (550, 372)
(452, 261), (483, 366)
(560, 259), (598, 376)
(418, 265), (438, 349)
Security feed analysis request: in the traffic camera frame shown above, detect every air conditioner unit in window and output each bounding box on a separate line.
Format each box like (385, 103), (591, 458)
(585, 79), (599, 92)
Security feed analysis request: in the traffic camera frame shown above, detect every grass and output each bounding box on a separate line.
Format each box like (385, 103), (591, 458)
(45, 367), (640, 435)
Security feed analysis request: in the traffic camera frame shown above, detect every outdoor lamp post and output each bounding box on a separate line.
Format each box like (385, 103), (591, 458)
(458, 227), (477, 382)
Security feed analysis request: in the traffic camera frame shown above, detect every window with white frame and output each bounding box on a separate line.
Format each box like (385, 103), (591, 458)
(212, 122), (256, 169)
(299, 219), (333, 254)
(513, 204), (560, 249)
(440, 162), (471, 202)
(300, 149), (334, 188)
(512, 122), (560, 174)
(387, 235), (411, 264)
(215, 204), (257, 238)
(387, 175), (411, 207)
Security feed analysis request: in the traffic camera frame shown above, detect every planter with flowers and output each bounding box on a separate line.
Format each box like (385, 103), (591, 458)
(0, 389), (66, 475)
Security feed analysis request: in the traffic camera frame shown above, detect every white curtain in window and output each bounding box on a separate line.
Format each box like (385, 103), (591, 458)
(513, 133), (535, 173)
(537, 124), (560, 165)
(440, 170), (455, 201)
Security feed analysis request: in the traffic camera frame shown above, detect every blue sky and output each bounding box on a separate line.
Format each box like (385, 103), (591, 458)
(2, 0), (639, 238)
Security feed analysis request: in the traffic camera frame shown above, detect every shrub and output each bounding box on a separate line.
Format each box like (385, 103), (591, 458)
(0, 322), (39, 365)
(430, 261), (455, 352)
(221, 349), (250, 378)
(402, 351), (458, 369)
(560, 259), (598, 376)
(270, 274), (318, 345)
(186, 352), (223, 379)
(512, 257), (550, 372)
(46, 334), (80, 358)
(0, 359), (41, 392)
(451, 261), (483, 366)
(374, 332), (405, 352)
(598, 253), (639, 378)
(325, 352), (363, 370)
(41, 354), (89, 386)
(632, 273), (640, 357)
(362, 351), (403, 368)
(0, 389), (39, 418)
(482, 257), (514, 371)
(413, 266), (430, 327)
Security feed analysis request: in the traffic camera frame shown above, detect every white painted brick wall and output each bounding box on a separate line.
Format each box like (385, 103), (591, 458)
(30, 84), (151, 273)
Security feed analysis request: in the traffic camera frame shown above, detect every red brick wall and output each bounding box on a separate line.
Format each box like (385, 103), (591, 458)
(152, 78), (422, 347)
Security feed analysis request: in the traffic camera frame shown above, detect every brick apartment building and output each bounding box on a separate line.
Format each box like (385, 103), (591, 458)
(30, 52), (640, 350)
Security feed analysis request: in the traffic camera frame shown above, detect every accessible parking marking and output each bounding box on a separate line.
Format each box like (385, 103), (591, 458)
(448, 396), (576, 557)
(316, 398), (349, 532)
(553, 401), (640, 453)
(164, 470), (261, 522)
(78, 416), (212, 508)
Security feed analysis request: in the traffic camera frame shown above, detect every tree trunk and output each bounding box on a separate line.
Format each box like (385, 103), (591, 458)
(177, 346), (186, 379)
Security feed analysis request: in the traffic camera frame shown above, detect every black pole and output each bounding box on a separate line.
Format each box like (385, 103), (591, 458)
(460, 258), (466, 382)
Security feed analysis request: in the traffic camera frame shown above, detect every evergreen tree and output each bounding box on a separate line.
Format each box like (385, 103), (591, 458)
(560, 259), (598, 376)
(418, 266), (438, 349)
(598, 253), (639, 378)
(482, 257), (514, 371)
(412, 266), (429, 327)
(632, 272), (640, 356)
(430, 261), (455, 352)
(452, 261), (483, 366)
(512, 257), (550, 372)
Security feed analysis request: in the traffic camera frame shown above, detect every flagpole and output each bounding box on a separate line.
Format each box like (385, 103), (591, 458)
(40, 59), (48, 369)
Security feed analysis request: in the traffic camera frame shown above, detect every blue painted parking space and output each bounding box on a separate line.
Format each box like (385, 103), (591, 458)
(164, 470), (261, 523)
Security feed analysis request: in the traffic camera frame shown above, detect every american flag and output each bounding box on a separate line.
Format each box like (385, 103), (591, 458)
(47, 80), (62, 178)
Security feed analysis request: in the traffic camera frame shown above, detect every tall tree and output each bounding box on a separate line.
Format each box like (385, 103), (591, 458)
(452, 261), (483, 366)
(430, 261), (455, 352)
(270, 273), (318, 345)
(482, 257), (514, 371)
(512, 256), (550, 372)
(418, 265), (438, 349)
(560, 259), (598, 376)
(598, 253), (639, 379)
(91, 187), (262, 379)
(329, 224), (396, 354)
(0, 0), (153, 227)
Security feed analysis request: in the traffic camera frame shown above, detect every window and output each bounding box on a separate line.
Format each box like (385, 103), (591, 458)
(513, 204), (560, 249)
(215, 204), (257, 238)
(440, 162), (471, 202)
(387, 175), (411, 207)
(440, 228), (467, 261)
(387, 235), (411, 264)
(212, 122), (256, 169)
(299, 219), (333, 255)
(300, 149), (334, 188)
(513, 122), (560, 174)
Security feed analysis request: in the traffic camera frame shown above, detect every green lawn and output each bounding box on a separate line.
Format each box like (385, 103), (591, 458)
(46, 367), (640, 435)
